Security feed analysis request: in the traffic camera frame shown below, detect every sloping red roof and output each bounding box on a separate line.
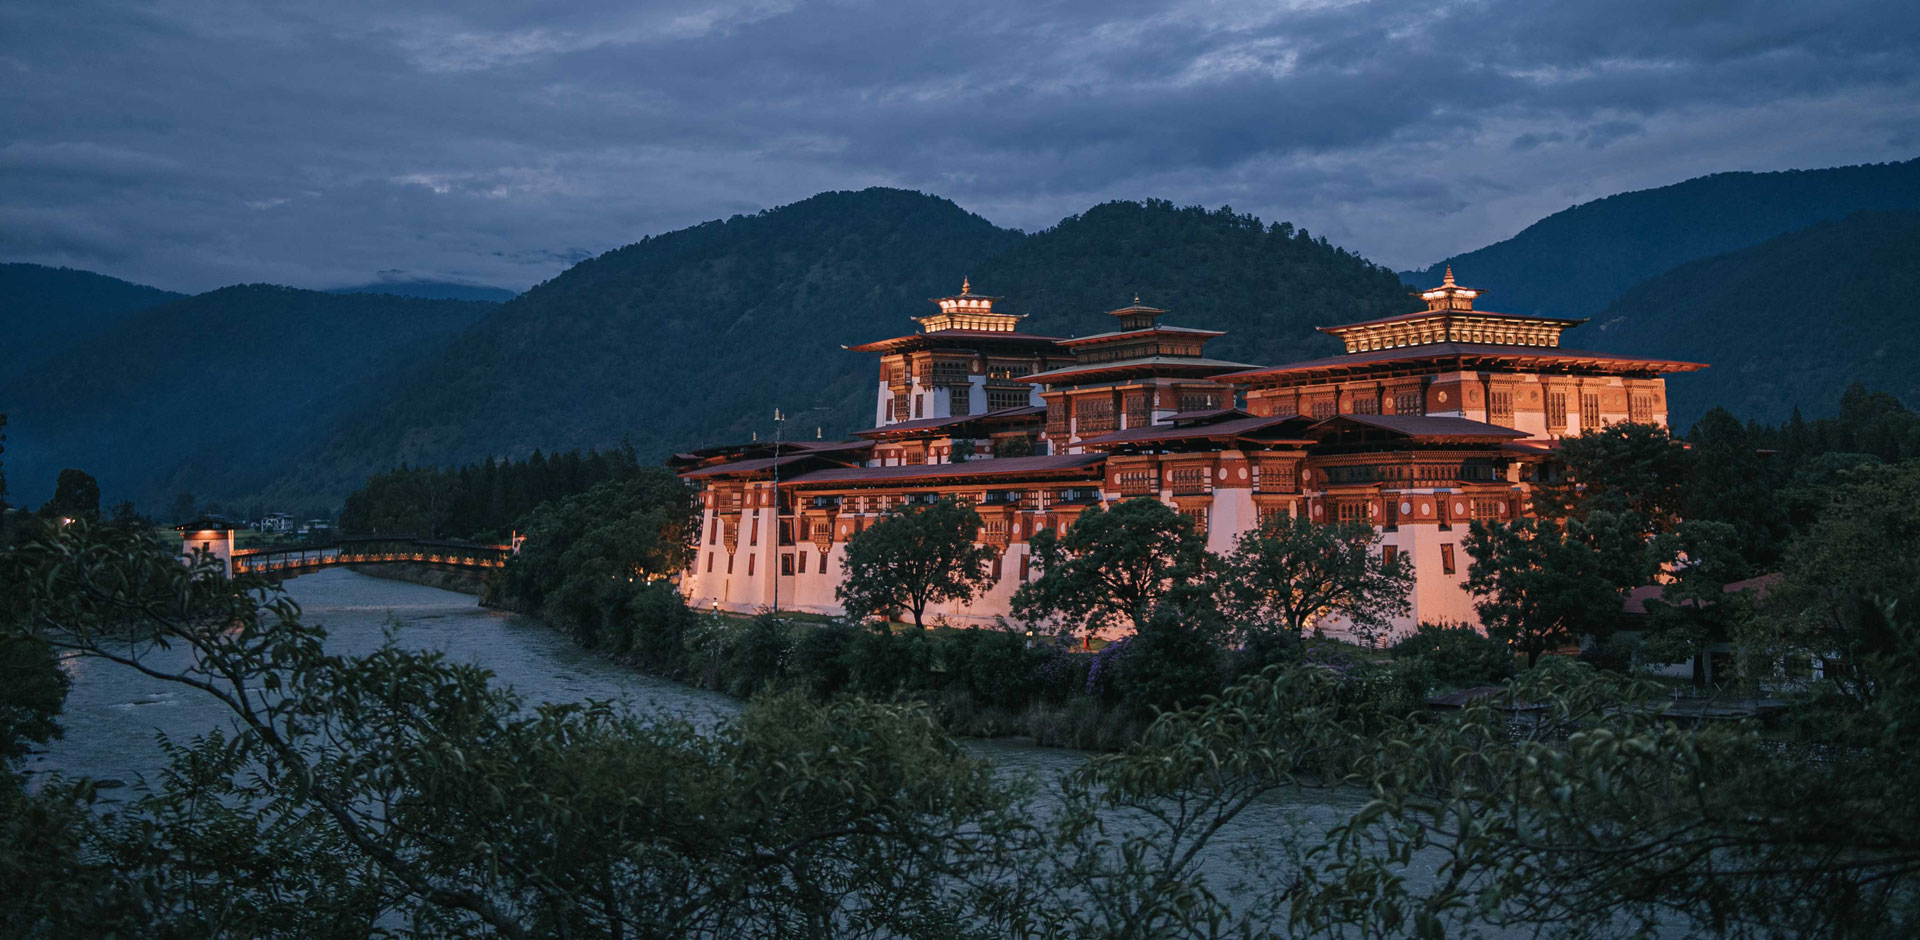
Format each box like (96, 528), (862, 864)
(1219, 343), (1707, 382)
(847, 329), (1066, 353)
(1021, 355), (1255, 384)
(784, 453), (1106, 487)
(1312, 414), (1528, 440)
(1077, 414), (1316, 447)
(853, 405), (1044, 438)
(1057, 324), (1226, 347)
(1622, 573), (1782, 615)
(1324, 308), (1586, 332)
(679, 453), (829, 479)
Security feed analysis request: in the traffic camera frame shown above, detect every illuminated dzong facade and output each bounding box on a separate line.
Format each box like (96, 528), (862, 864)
(673, 271), (1705, 641)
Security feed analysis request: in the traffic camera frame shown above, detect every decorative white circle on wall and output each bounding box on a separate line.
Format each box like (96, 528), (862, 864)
(1238, 467), (1249, 480)
(1219, 467), (1228, 480)
(1454, 501), (1466, 515)
(1400, 501), (1413, 514)
(1497, 501), (1507, 513)
(1437, 391), (1449, 403)
(1421, 504), (1432, 516)
(1313, 504), (1323, 517)
(1302, 468), (1312, 482)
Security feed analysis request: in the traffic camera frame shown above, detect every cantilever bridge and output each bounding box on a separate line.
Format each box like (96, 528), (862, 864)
(229, 536), (515, 577)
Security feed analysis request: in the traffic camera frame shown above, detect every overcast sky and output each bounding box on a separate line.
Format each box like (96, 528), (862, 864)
(3, 0), (1917, 293)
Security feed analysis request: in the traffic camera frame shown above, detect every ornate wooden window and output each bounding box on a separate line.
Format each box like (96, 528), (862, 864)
(988, 387), (1029, 411)
(798, 551), (809, 574)
(1167, 466), (1209, 496)
(1490, 391), (1514, 426)
(1470, 497), (1502, 521)
(1256, 504), (1288, 527)
(1383, 545), (1397, 567)
(780, 554), (794, 576)
(1180, 506), (1210, 535)
(1335, 500), (1367, 524)
(1124, 391), (1150, 427)
(1116, 468), (1157, 496)
(1546, 392), (1568, 431)
(1179, 390), (1222, 412)
(1629, 393), (1653, 424)
(1351, 396), (1380, 415)
(949, 385), (971, 415)
(1581, 393), (1602, 431)
(1310, 398), (1336, 419)
(1440, 543), (1456, 575)
(1393, 391), (1424, 416)
(750, 516), (759, 546)
(1075, 396), (1116, 434)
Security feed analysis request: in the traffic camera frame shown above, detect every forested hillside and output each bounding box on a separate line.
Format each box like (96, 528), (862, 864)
(985, 201), (1407, 366)
(326, 280), (519, 303)
(1404, 158), (1920, 317)
(251, 191), (1410, 507)
(0, 285), (491, 511)
(1594, 210), (1920, 428)
(0, 263), (182, 378)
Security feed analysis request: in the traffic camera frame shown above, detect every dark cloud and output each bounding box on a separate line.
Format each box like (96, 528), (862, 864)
(2, 0), (1916, 291)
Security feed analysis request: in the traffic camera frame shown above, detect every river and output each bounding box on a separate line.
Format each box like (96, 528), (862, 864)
(29, 568), (1410, 927)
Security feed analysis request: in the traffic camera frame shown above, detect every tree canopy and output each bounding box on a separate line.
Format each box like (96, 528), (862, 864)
(836, 497), (996, 630)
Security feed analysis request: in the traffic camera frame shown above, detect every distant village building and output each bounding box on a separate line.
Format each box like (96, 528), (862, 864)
(257, 512), (295, 534)
(673, 271), (1706, 640)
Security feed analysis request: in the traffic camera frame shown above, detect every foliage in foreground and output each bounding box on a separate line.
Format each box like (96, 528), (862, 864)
(7, 523), (1920, 938)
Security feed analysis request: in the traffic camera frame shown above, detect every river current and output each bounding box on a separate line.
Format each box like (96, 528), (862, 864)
(30, 568), (1417, 927)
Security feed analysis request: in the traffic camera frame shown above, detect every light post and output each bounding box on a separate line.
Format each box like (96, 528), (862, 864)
(770, 407), (786, 618)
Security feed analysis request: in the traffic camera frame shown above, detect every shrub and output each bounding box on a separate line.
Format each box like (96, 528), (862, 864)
(1391, 622), (1515, 686)
(787, 621), (858, 699)
(1111, 607), (1227, 714)
(726, 614), (793, 697)
(1577, 635), (1639, 674)
(848, 630), (932, 699)
(627, 583), (696, 676)
(947, 628), (1040, 710)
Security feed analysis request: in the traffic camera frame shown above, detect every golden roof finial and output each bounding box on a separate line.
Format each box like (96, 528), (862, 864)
(1443, 265), (1455, 286)
(961, 276), (971, 295)
(1133, 293), (1140, 304)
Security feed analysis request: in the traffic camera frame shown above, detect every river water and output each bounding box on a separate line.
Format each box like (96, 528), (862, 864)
(29, 568), (1401, 925)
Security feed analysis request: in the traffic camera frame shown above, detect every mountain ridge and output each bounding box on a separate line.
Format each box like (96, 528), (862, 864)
(1402, 157), (1920, 317)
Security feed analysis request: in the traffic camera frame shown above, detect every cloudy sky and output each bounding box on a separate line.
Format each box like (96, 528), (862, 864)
(3, 0), (1917, 293)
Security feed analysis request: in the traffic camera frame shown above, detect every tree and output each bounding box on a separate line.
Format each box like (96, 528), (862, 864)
(3, 521), (1036, 937)
(1220, 514), (1414, 646)
(1758, 459), (1920, 708)
(1013, 497), (1212, 635)
(1640, 519), (1749, 686)
(1536, 421), (1691, 529)
(837, 497), (996, 630)
(45, 469), (100, 522)
(1464, 516), (1635, 667)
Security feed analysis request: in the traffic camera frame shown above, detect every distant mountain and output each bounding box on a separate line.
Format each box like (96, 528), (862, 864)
(250, 190), (1408, 506)
(0, 285), (491, 511)
(0, 263), (183, 378)
(1587, 210), (1920, 429)
(1403, 158), (1920, 317)
(327, 280), (519, 303)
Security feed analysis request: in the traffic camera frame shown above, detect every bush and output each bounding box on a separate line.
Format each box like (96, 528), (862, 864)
(726, 614), (793, 697)
(848, 630), (933, 699)
(1391, 622), (1515, 686)
(944, 628), (1041, 709)
(788, 622), (859, 699)
(1111, 607), (1226, 713)
(1577, 635), (1639, 674)
(627, 583), (696, 676)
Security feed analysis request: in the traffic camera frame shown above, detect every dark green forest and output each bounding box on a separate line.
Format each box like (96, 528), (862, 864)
(0, 263), (181, 379)
(339, 447), (644, 541)
(1593, 210), (1920, 425)
(0, 285), (493, 516)
(254, 193), (1409, 508)
(1403, 157), (1920, 317)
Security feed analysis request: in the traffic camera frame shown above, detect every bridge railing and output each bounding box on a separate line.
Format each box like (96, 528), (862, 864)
(230, 536), (513, 575)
